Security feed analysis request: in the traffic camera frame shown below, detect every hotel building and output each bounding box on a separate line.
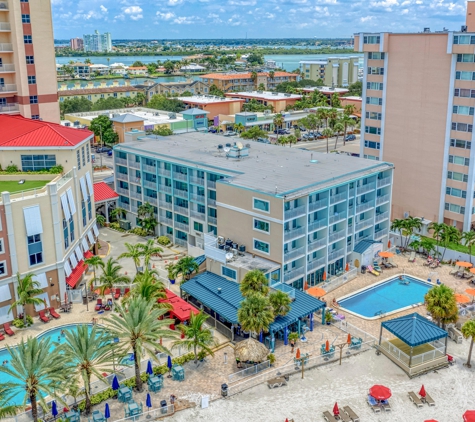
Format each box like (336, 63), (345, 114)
(0, 115), (98, 324)
(0, 0), (59, 122)
(113, 132), (393, 290)
(83, 30), (112, 53)
(201, 72), (298, 93)
(355, 2), (475, 231)
(299, 57), (360, 86)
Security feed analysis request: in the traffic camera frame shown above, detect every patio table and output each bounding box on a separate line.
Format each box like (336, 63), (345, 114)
(118, 386), (132, 403)
(128, 402), (141, 416)
(172, 365), (185, 381)
(65, 410), (80, 422)
(92, 410), (105, 422)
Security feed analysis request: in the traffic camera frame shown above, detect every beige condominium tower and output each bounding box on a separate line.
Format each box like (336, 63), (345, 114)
(0, 0), (59, 122)
(355, 2), (475, 232)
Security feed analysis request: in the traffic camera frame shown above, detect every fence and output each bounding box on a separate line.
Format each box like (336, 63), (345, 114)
(320, 266), (358, 293)
(228, 360), (270, 383)
(332, 319), (378, 343)
(113, 404), (175, 421)
(205, 314), (233, 338)
(379, 337), (445, 368)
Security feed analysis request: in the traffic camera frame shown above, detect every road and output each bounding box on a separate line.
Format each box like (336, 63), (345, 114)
(294, 133), (361, 153)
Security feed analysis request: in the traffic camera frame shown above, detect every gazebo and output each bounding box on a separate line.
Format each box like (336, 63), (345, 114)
(377, 313), (449, 377)
(93, 182), (118, 223)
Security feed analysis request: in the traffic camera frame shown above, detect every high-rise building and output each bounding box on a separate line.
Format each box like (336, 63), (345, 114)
(0, 0), (60, 122)
(355, 2), (475, 232)
(69, 37), (84, 51)
(83, 30), (112, 53)
(299, 57), (360, 86)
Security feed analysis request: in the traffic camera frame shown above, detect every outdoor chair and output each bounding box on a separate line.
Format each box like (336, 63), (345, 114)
(3, 323), (14, 336)
(408, 251), (416, 262)
(373, 261), (383, 272)
(322, 410), (338, 422)
(381, 399), (391, 412)
(343, 406), (359, 422)
(114, 288), (121, 300)
(48, 307), (61, 319)
(94, 299), (103, 311)
(39, 310), (50, 323)
(367, 395), (381, 413)
(367, 265), (380, 276)
(0, 333), (5, 341)
(424, 392), (436, 407)
(338, 410), (351, 422)
(408, 391), (424, 408)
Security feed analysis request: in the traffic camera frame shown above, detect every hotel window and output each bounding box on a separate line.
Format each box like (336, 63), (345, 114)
(29, 96), (37, 104)
(26, 56), (34, 64)
(253, 218), (270, 233)
(445, 203), (465, 214)
(24, 35), (32, 44)
(447, 171), (469, 182)
(454, 88), (475, 98)
(455, 71), (475, 80)
(453, 106), (474, 115)
(193, 222), (203, 232)
(368, 52), (385, 59)
(254, 239), (270, 254)
(364, 141), (381, 149)
(366, 97), (382, 106)
(367, 82), (383, 90)
(86, 144), (90, 162)
(82, 147), (86, 167)
(363, 35), (380, 44)
(77, 150), (81, 169)
(364, 155), (380, 160)
(21, 155), (56, 171)
(449, 155), (470, 166)
(365, 111), (382, 120)
(81, 200), (86, 226)
(253, 198), (270, 212)
(457, 54), (475, 62)
(221, 266), (237, 280)
(69, 218), (75, 242)
(0, 261), (5, 275)
(208, 225), (217, 235)
(27, 234), (43, 266)
(27, 76), (36, 84)
(446, 187), (466, 198)
(31, 115), (39, 120)
(454, 35), (475, 44)
(21, 14), (30, 23)
(63, 219), (69, 249)
(367, 67), (384, 75)
(0, 239), (3, 253)
(450, 139), (471, 149)
(452, 122), (473, 132)
(365, 126), (381, 135)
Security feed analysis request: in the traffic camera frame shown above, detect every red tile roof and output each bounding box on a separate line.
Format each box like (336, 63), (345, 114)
(93, 182), (119, 203)
(0, 115), (93, 148)
(66, 260), (87, 288)
(201, 71), (298, 80)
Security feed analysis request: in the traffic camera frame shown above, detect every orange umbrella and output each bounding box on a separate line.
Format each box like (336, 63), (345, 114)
(345, 262), (349, 272)
(325, 340), (330, 352)
(307, 286), (326, 298)
(466, 289), (475, 302)
(304, 281), (309, 290)
(378, 251), (394, 258)
(457, 261), (473, 268)
(323, 271), (327, 281)
(470, 268), (475, 275)
(347, 333), (351, 345)
(456, 294), (471, 304)
(296, 348), (301, 359)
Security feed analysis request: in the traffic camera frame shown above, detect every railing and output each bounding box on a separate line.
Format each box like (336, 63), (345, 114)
(116, 173), (128, 181)
(375, 211), (389, 223)
(308, 219), (326, 233)
(157, 168), (171, 177)
(0, 83), (17, 92)
(321, 266), (358, 292)
(376, 194), (390, 205)
(174, 205), (189, 215)
(229, 361), (270, 383)
(175, 238), (187, 247)
(374, 228), (388, 239)
(0, 103), (18, 113)
(190, 176), (205, 186)
(174, 188), (189, 199)
(309, 199), (327, 212)
(348, 189), (355, 197)
(173, 172), (188, 181)
(116, 187), (129, 196)
(0, 3), (9, 10)
(207, 198), (217, 206)
(130, 205), (138, 213)
(329, 211), (346, 224)
(328, 248), (345, 262)
(0, 64), (14, 72)
(115, 157), (127, 166)
(0, 43), (12, 51)
(356, 202), (373, 214)
(191, 210), (206, 220)
(208, 180), (217, 189)
(208, 216), (217, 225)
(142, 164), (156, 173)
(330, 192), (347, 204)
(377, 176), (391, 188)
(307, 257), (325, 272)
(128, 160), (141, 169)
(130, 191), (142, 200)
(175, 221), (189, 232)
(159, 217), (173, 227)
(118, 201), (130, 211)
(284, 266), (305, 282)
(114, 404), (175, 422)
(144, 196), (157, 206)
(190, 193), (205, 203)
(143, 180), (157, 189)
(357, 182), (376, 194)
(307, 237), (326, 253)
(159, 202), (172, 210)
(329, 229), (346, 243)
(284, 204), (307, 220)
(0, 22), (10, 30)
(284, 246), (306, 262)
(355, 219), (372, 232)
(284, 226), (306, 241)
(158, 185), (172, 194)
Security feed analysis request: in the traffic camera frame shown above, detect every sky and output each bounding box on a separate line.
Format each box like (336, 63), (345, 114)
(51, 0), (469, 40)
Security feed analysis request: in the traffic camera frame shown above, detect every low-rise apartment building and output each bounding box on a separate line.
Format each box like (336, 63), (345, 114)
(58, 85), (143, 105)
(177, 95), (244, 119)
(201, 72), (298, 93)
(299, 57), (360, 86)
(143, 80), (210, 99)
(0, 115), (98, 324)
(225, 91), (302, 113)
(113, 132), (393, 290)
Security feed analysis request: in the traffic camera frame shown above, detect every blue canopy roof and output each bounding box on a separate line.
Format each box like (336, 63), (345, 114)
(381, 313), (448, 347)
(181, 271), (325, 330)
(193, 255), (206, 267)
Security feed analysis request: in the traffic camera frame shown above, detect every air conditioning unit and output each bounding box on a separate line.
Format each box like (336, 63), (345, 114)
(168, 112), (176, 119)
(119, 219), (131, 230)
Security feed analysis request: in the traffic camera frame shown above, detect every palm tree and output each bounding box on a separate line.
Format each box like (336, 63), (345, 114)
(0, 337), (68, 422)
(287, 134), (297, 148)
(103, 297), (177, 391)
(85, 255), (104, 288)
(425, 284), (458, 328)
(322, 127), (334, 153)
(240, 269), (270, 297)
(250, 71), (258, 87)
(401, 216), (423, 249)
(111, 207), (127, 221)
(390, 219), (405, 247)
(333, 122), (345, 149)
(139, 239), (163, 268)
(172, 311), (217, 363)
(462, 319), (475, 368)
(269, 290), (291, 316)
(462, 230), (475, 263)
(119, 243), (144, 274)
(0, 384), (22, 418)
(128, 268), (169, 308)
(343, 104), (356, 116)
(96, 214), (106, 227)
(175, 256), (199, 282)
(440, 225), (461, 260)
(268, 70), (275, 82)
(9, 273), (45, 325)
(233, 122), (245, 134)
(273, 113), (285, 142)
(428, 222), (446, 252)
(238, 294), (274, 336)
(340, 114), (354, 146)
(278, 135), (288, 147)
(61, 325), (116, 415)
(97, 258), (130, 304)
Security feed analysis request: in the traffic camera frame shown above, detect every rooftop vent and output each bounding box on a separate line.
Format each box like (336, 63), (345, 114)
(461, 25), (468, 32)
(423, 27), (430, 33)
(217, 287), (222, 294)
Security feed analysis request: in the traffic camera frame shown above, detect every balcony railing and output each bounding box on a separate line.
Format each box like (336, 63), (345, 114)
(328, 248), (345, 262)
(208, 216), (217, 225)
(377, 176), (391, 188)
(158, 185), (172, 194)
(190, 194), (205, 203)
(116, 173), (128, 181)
(348, 189), (355, 197)
(174, 189), (189, 199)
(329, 211), (346, 224)
(175, 238), (187, 247)
(308, 219), (327, 233)
(0, 103), (18, 113)
(208, 198), (217, 206)
(375, 227), (388, 239)
(284, 204), (307, 220)
(355, 219), (373, 232)
(208, 180), (217, 189)
(159, 202), (172, 210)
(284, 226), (306, 242)
(143, 180), (157, 189)
(308, 237), (326, 253)
(0, 64), (14, 72)
(175, 222), (189, 232)
(0, 84), (17, 93)
(0, 3), (9, 10)
(191, 210), (206, 221)
(284, 267), (305, 282)
(143, 164), (157, 174)
(330, 192), (347, 204)
(115, 157), (127, 166)
(356, 202), (373, 214)
(173, 172), (188, 181)
(307, 257), (326, 272)
(376, 194), (390, 205)
(190, 176), (205, 186)
(357, 182), (376, 195)
(130, 205), (138, 214)
(375, 211), (389, 223)
(174, 205), (189, 216)
(130, 191), (142, 200)
(144, 196), (157, 206)
(284, 246), (306, 262)
(128, 160), (141, 169)
(0, 43), (13, 52)
(0, 22), (10, 31)
(309, 199), (327, 212)
(118, 201), (130, 211)
(329, 229), (346, 243)
(116, 187), (129, 196)
(157, 168), (171, 177)
(159, 217), (173, 227)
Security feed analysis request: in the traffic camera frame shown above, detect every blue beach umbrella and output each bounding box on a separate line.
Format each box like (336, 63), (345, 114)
(146, 393), (152, 410)
(52, 401), (58, 417)
(146, 360), (153, 375)
(104, 403), (110, 420)
(112, 375), (120, 391)
(167, 355), (173, 378)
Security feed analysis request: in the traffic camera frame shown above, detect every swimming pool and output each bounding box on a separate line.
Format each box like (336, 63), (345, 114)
(0, 324), (92, 405)
(338, 275), (432, 319)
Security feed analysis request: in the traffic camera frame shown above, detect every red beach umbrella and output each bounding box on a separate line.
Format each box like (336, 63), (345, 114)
(325, 340), (330, 352)
(333, 402), (339, 416)
(464, 411), (475, 422)
(295, 348), (301, 359)
(419, 385), (426, 398)
(369, 385), (392, 401)
(424, 420), (438, 422)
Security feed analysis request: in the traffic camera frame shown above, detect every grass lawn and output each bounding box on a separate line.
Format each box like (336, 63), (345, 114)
(0, 180), (49, 194)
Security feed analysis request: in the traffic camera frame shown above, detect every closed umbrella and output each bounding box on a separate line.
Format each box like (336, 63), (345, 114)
(369, 385), (392, 401)
(325, 340), (330, 352)
(112, 375), (120, 391)
(146, 360), (153, 375)
(323, 271), (327, 281)
(345, 262), (349, 272)
(304, 281), (308, 290)
(146, 393), (152, 410)
(52, 401), (58, 418)
(347, 333), (351, 344)
(104, 403), (110, 421)
(464, 411), (475, 422)
(167, 355), (173, 378)
(333, 402), (339, 416)
(296, 348), (300, 359)
(419, 385), (426, 398)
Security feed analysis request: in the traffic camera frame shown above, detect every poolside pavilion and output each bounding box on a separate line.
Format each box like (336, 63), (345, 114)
(180, 271), (326, 352)
(377, 313), (449, 377)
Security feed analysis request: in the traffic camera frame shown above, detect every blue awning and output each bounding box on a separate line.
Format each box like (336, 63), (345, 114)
(381, 313), (448, 347)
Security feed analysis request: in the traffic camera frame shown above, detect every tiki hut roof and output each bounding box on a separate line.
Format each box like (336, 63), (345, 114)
(234, 338), (269, 363)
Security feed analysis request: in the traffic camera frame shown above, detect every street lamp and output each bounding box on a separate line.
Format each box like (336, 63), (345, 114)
(112, 337), (120, 372)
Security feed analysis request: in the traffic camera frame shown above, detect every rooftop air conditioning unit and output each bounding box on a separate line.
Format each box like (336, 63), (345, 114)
(64, 122), (71, 127)
(284, 93), (291, 97)
(264, 109), (271, 115)
(272, 92), (278, 95)
(168, 112), (176, 119)
(257, 91), (263, 94)
(461, 25), (468, 32)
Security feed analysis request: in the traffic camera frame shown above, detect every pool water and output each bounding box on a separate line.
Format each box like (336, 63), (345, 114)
(338, 276), (432, 318)
(0, 324), (92, 405)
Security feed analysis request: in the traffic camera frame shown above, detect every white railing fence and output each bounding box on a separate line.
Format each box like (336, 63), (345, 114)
(114, 404), (175, 421)
(320, 266), (358, 293)
(228, 360), (270, 383)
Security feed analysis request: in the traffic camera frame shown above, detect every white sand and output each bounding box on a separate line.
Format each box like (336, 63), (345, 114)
(169, 349), (475, 422)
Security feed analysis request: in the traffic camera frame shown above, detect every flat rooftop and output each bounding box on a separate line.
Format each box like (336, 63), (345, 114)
(115, 132), (392, 198)
(0, 180), (49, 194)
(226, 91), (302, 101)
(301, 87), (349, 94)
(64, 108), (184, 125)
(228, 251), (280, 273)
(177, 95), (244, 104)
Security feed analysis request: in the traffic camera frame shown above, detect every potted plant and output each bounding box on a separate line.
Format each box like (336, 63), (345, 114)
(267, 353), (276, 366)
(325, 310), (334, 325)
(166, 263), (177, 284)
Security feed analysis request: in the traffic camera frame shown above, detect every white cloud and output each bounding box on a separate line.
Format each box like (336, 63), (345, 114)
(370, 0), (399, 7)
(360, 15), (374, 21)
(264, 12), (275, 18)
(100, 5), (108, 13)
(228, 0), (256, 5)
(123, 5), (143, 20)
(173, 15), (203, 24)
(156, 11), (175, 20)
(168, 0), (183, 5)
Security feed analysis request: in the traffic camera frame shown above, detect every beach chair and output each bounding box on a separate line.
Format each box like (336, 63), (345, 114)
(38, 310), (49, 323)
(322, 411), (338, 422)
(367, 395), (381, 413)
(373, 261), (383, 272)
(114, 288), (121, 300)
(381, 399), (391, 412)
(450, 268), (459, 276)
(338, 411), (351, 422)
(124, 288), (130, 296)
(448, 326), (463, 344)
(3, 323), (14, 336)
(367, 265), (380, 276)
(408, 391), (424, 408)
(48, 307), (61, 319)
(0, 333), (5, 341)
(424, 392), (435, 406)
(94, 298), (103, 311)
(343, 406), (359, 422)
(408, 251), (416, 262)
(267, 377), (287, 389)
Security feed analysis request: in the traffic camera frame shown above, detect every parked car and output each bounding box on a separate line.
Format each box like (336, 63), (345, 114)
(224, 131), (237, 137)
(345, 134), (356, 142)
(107, 150), (113, 156)
(208, 127), (218, 133)
(299, 126), (307, 131)
(274, 129), (290, 135)
(303, 133), (315, 140)
(96, 146), (112, 153)
(257, 138), (271, 144)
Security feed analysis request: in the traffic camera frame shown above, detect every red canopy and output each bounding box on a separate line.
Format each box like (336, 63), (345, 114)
(159, 289), (199, 322)
(66, 260), (88, 288)
(369, 385), (392, 401)
(464, 411), (475, 422)
(424, 420), (438, 422)
(419, 385), (426, 398)
(333, 402), (339, 416)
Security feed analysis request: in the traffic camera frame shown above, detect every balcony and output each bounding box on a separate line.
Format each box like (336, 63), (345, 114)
(308, 219), (327, 233)
(191, 210), (206, 221)
(355, 219), (373, 232)
(143, 180), (157, 189)
(130, 191), (142, 200)
(116, 173), (128, 181)
(357, 182), (376, 195)
(159, 202), (172, 211)
(284, 226), (306, 242)
(329, 229), (346, 243)
(173, 172), (188, 181)
(309, 199), (327, 212)
(284, 204), (307, 220)
(356, 202), (373, 214)
(330, 192), (347, 204)
(115, 157), (127, 166)
(284, 246), (306, 262)
(328, 248), (345, 262)
(190, 193), (205, 203)
(128, 160), (140, 169)
(158, 168), (171, 177)
(208, 180), (217, 189)
(208, 216), (217, 225)
(374, 227), (387, 239)
(116, 187), (129, 196)
(144, 196), (157, 206)
(0, 64), (14, 73)
(159, 217), (173, 227)
(175, 238), (187, 247)
(284, 266), (305, 282)
(0, 103), (18, 113)
(375, 211), (389, 223)
(307, 257), (326, 272)
(308, 237), (326, 253)
(208, 198), (217, 207)
(377, 176), (391, 188)
(0, 84), (17, 93)
(0, 43), (13, 52)
(348, 189), (355, 197)
(143, 164), (156, 174)
(376, 194), (390, 205)
(174, 188), (189, 199)
(118, 201), (130, 211)
(158, 185), (172, 194)
(190, 176), (205, 186)
(175, 221), (189, 232)
(0, 22), (10, 31)
(174, 205), (189, 216)
(0, 3), (9, 10)
(329, 211), (346, 224)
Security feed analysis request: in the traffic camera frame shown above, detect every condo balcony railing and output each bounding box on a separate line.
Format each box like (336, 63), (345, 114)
(116, 173), (128, 181)
(374, 227), (388, 239)
(0, 43), (12, 52)
(159, 217), (173, 227)
(207, 180), (217, 189)
(329, 229), (346, 243)
(190, 193), (205, 203)
(328, 248), (345, 262)
(158, 185), (172, 194)
(173, 172), (188, 181)
(143, 180), (157, 189)
(143, 164), (157, 174)
(284, 246), (306, 262)
(357, 182), (376, 195)
(159, 202), (172, 211)
(355, 219), (373, 232)
(309, 199), (327, 212)
(128, 160), (141, 169)
(329, 211), (346, 225)
(284, 226), (306, 242)
(144, 196), (157, 206)
(307, 237), (327, 253)
(130, 191), (142, 200)
(191, 210), (206, 221)
(208, 216), (217, 225)
(175, 221), (189, 232)
(190, 176), (205, 186)
(207, 198), (217, 206)
(356, 202), (373, 214)
(116, 187), (129, 196)
(376, 194), (390, 205)
(284, 266), (305, 282)
(157, 168), (171, 177)
(307, 257), (326, 272)
(284, 204), (307, 220)
(377, 176), (391, 188)
(0, 103), (18, 113)
(0, 22), (10, 31)
(174, 188), (189, 199)
(375, 211), (389, 223)
(174, 205), (189, 216)
(118, 201), (130, 211)
(175, 238), (187, 247)
(0, 64), (14, 72)
(330, 192), (347, 204)
(115, 157), (127, 166)
(0, 84), (17, 93)
(308, 219), (327, 233)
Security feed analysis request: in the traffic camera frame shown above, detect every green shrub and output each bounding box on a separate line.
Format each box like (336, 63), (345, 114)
(5, 164), (18, 173)
(49, 165), (64, 174)
(129, 227), (148, 237)
(157, 236), (171, 246)
(109, 222), (125, 232)
(12, 315), (33, 328)
(267, 353), (276, 365)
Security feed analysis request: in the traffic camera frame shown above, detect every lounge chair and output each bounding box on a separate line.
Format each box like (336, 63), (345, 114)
(3, 323), (14, 336)
(343, 406), (359, 422)
(338, 411), (351, 422)
(48, 307), (61, 319)
(322, 411), (338, 422)
(124, 288), (130, 296)
(388, 259), (398, 268)
(367, 395), (381, 413)
(373, 261), (383, 272)
(408, 391), (424, 408)
(408, 251), (416, 262)
(0, 333), (5, 341)
(94, 298), (103, 311)
(114, 288), (121, 300)
(424, 392), (435, 407)
(450, 268), (459, 276)
(381, 399), (391, 412)
(367, 265), (380, 276)
(39, 310), (49, 323)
